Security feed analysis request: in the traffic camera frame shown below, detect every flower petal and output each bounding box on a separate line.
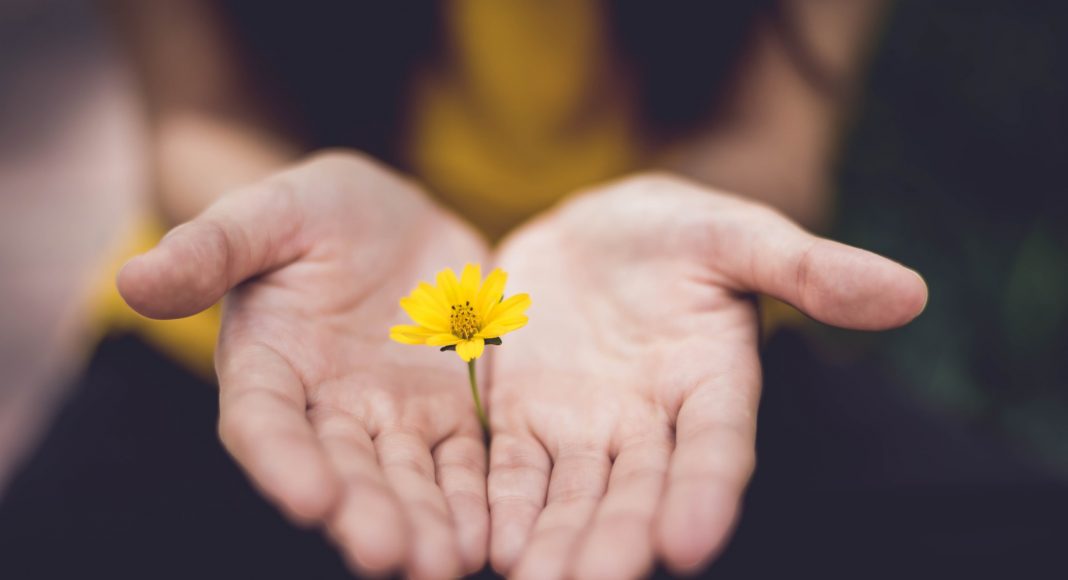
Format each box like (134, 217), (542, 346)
(413, 281), (449, 311)
(427, 333), (462, 347)
(459, 263), (482, 303)
(485, 293), (532, 325)
(390, 324), (437, 345)
(477, 315), (529, 338)
(436, 268), (461, 305)
(475, 268), (507, 320)
(455, 338), (485, 361)
(400, 297), (449, 331)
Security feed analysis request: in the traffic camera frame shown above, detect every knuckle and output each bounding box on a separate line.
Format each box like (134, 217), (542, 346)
(490, 443), (546, 472)
(550, 486), (602, 505)
(444, 488), (486, 509)
(489, 494), (541, 514)
(177, 219), (234, 303)
(381, 451), (435, 479)
(613, 464), (668, 487)
(594, 509), (655, 529)
(438, 452), (485, 478)
(793, 239), (821, 311)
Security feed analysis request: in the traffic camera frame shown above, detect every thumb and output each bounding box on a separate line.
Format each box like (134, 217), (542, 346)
(117, 182), (304, 320)
(714, 206), (928, 330)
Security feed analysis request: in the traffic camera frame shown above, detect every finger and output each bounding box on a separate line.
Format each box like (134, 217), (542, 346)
(117, 178), (306, 319)
(433, 433), (489, 575)
(216, 342), (341, 526)
(487, 434), (552, 574)
(656, 374), (760, 574)
(375, 430), (462, 580)
(310, 410), (407, 576)
(571, 436), (671, 580)
(511, 447), (612, 580)
(712, 204), (928, 330)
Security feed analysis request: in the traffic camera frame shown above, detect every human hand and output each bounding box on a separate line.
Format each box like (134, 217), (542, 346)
(486, 174), (927, 578)
(118, 152), (490, 579)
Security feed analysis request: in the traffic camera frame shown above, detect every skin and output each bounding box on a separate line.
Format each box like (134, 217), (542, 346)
(487, 173), (928, 579)
(120, 153), (926, 579)
(118, 152), (492, 579)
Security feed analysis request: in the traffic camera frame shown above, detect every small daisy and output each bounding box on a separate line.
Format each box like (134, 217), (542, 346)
(390, 264), (531, 433)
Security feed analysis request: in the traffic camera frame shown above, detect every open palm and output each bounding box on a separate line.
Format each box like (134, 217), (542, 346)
(119, 153), (490, 579)
(487, 174), (928, 579)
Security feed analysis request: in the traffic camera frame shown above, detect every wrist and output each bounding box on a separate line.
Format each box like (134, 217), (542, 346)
(153, 111), (298, 224)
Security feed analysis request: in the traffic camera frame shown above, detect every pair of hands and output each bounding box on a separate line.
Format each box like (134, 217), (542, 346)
(118, 152), (926, 579)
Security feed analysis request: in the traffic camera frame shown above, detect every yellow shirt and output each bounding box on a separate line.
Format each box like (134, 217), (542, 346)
(405, 0), (641, 240)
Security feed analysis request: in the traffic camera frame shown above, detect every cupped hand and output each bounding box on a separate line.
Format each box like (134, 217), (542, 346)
(118, 152), (490, 579)
(486, 174), (928, 579)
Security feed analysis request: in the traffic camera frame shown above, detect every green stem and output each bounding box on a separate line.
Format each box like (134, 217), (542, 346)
(467, 360), (490, 435)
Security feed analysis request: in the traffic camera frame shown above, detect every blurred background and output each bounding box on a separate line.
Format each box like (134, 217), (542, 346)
(0, 0), (146, 493)
(1, 0), (1065, 578)
(832, 0), (1068, 477)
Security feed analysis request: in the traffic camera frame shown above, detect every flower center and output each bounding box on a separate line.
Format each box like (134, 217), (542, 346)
(450, 301), (480, 340)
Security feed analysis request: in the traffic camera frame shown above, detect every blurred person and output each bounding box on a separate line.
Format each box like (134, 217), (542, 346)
(1, 1), (1066, 579)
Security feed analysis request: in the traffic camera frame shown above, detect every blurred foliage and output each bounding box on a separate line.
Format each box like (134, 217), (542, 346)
(829, 1), (1068, 474)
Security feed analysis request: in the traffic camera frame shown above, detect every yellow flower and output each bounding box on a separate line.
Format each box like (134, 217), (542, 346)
(390, 264), (531, 361)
